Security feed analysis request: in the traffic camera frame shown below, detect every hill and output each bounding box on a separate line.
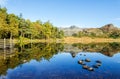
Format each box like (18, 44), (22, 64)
(60, 24), (120, 38)
(60, 25), (83, 36)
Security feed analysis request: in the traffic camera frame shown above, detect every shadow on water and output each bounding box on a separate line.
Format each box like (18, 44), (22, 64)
(0, 42), (120, 79)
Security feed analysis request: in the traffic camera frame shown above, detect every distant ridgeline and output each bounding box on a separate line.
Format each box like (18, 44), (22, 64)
(60, 24), (120, 38)
(0, 7), (64, 39)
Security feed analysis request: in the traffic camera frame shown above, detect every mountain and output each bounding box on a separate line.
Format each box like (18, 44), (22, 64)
(60, 24), (120, 37)
(100, 24), (118, 33)
(60, 26), (83, 36)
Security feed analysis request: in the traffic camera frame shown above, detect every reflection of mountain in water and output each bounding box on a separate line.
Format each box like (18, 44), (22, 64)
(65, 43), (120, 57)
(0, 42), (120, 76)
(63, 44), (82, 57)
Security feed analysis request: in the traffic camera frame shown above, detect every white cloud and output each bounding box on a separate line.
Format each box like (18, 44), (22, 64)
(0, 0), (8, 6)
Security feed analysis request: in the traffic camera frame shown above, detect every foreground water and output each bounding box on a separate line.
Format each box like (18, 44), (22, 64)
(0, 43), (120, 79)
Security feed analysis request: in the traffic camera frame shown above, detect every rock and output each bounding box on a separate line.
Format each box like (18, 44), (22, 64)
(100, 24), (118, 32)
(96, 60), (102, 63)
(82, 65), (89, 69)
(85, 58), (91, 62)
(78, 60), (84, 64)
(93, 65), (99, 68)
(88, 67), (94, 71)
(96, 63), (101, 66)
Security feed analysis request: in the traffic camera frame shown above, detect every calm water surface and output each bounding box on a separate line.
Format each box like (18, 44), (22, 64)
(0, 43), (120, 79)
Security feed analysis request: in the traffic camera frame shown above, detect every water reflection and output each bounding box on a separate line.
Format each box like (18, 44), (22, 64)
(0, 43), (64, 76)
(0, 42), (120, 79)
(71, 42), (120, 57)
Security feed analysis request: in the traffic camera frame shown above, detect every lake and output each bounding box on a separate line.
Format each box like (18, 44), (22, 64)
(0, 43), (120, 79)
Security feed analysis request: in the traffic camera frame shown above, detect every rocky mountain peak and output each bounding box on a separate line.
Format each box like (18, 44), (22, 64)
(100, 24), (118, 32)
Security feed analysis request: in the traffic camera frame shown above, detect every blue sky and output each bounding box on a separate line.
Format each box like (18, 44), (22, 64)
(0, 0), (120, 28)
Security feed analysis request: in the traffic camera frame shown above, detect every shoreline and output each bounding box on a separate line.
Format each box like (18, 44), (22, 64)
(63, 37), (120, 44)
(13, 37), (120, 44)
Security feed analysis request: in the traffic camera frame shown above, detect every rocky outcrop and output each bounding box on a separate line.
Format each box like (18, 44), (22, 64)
(100, 24), (118, 33)
(60, 24), (120, 37)
(60, 26), (83, 36)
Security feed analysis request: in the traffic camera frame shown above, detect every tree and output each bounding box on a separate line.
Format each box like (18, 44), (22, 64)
(6, 14), (19, 38)
(72, 33), (77, 37)
(0, 7), (64, 39)
(0, 7), (9, 38)
(78, 31), (84, 37)
(58, 30), (64, 38)
(109, 31), (120, 39)
(18, 14), (29, 38)
(43, 21), (52, 39)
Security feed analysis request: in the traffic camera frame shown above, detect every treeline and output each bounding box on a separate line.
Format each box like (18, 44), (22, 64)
(0, 7), (64, 39)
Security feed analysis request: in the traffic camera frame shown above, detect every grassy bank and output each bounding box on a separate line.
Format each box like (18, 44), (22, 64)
(63, 37), (120, 44)
(13, 36), (120, 44)
(14, 37), (64, 44)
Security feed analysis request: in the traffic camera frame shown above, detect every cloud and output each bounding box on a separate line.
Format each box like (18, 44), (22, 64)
(0, 0), (8, 6)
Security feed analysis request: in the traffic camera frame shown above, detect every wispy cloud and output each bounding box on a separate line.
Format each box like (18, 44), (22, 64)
(0, 0), (8, 6)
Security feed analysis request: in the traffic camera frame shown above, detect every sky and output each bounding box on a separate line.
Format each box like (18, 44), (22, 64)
(0, 0), (120, 28)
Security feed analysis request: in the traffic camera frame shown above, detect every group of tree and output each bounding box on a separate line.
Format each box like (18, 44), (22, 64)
(0, 7), (64, 39)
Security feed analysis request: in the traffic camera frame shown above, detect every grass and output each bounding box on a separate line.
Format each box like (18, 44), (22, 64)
(63, 37), (120, 44)
(14, 37), (64, 44)
(13, 37), (120, 44)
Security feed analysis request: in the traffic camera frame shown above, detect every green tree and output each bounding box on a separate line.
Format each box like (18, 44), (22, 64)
(109, 31), (120, 39)
(0, 7), (8, 38)
(6, 13), (19, 38)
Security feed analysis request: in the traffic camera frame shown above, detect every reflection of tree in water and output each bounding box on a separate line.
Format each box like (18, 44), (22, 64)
(0, 43), (64, 76)
(72, 42), (120, 57)
(0, 42), (120, 76)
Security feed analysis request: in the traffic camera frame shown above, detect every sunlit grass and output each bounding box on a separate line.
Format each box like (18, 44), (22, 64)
(13, 36), (120, 44)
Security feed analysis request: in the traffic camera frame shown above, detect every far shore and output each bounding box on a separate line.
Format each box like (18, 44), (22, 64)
(12, 37), (120, 44)
(63, 37), (120, 44)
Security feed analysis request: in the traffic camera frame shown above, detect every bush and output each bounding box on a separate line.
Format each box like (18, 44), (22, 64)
(109, 32), (120, 39)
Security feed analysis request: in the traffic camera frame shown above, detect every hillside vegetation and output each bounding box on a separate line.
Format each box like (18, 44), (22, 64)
(0, 7), (64, 39)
